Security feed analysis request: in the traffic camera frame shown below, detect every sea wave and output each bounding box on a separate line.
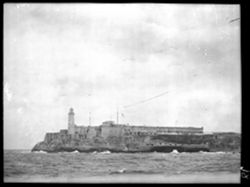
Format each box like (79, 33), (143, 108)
(33, 150), (47, 154)
(90, 150), (111, 154)
(109, 168), (161, 175)
(199, 151), (227, 154)
(171, 149), (179, 154)
(215, 151), (226, 154)
(100, 150), (111, 154)
(19, 150), (32, 154)
(199, 151), (209, 154)
(4, 150), (240, 182)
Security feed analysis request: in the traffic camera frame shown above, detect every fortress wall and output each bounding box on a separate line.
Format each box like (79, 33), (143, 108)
(101, 126), (112, 138)
(59, 131), (70, 143)
(101, 125), (124, 139)
(123, 126), (154, 136)
(126, 126), (164, 134)
(74, 126), (88, 135)
(60, 129), (68, 135)
(70, 124), (202, 140)
(151, 126), (203, 134)
(74, 126), (81, 134)
(95, 126), (102, 137)
(165, 127), (203, 134)
(86, 127), (97, 139)
(44, 132), (60, 143)
(122, 126), (203, 135)
(80, 127), (87, 135)
(122, 127), (133, 136)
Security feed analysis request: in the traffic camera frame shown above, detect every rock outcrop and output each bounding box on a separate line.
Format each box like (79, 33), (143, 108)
(152, 132), (241, 152)
(31, 131), (240, 153)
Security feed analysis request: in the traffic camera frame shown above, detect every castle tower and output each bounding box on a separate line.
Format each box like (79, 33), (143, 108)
(68, 108), (75, 135)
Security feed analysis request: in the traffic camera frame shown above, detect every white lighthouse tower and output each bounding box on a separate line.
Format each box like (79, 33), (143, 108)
(68, 108), (75, 135)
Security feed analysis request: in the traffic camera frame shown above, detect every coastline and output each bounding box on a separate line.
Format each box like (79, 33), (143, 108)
(4, 149), (240, 154)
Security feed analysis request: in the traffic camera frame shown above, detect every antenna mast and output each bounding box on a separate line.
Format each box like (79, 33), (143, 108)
(89, 111), (91, 126)
(116, 106), (119, 124)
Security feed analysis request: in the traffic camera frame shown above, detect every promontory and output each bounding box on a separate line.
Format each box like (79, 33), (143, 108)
(32, 108), (241, 153)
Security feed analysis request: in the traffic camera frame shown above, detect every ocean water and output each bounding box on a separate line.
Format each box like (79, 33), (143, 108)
(4, 150), (241, 183)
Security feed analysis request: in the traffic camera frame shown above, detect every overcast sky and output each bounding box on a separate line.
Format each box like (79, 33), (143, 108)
(4, 4), (240, 149)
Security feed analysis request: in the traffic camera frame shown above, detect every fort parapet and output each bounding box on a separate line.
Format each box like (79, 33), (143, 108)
(66, 108), (204, 138)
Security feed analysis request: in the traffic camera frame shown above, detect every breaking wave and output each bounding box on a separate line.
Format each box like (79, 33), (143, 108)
(33, 150), (47, 154)
(171, 149), (179, 154)
(199, 151), (227, 154)
(215, 151), (226, 154)
(91, 150), (111, 154)
(109, 168), (161, 175)
(100, 150), (111, 154)
(199, 151), (209, 153)
(4, 150), (240, 182)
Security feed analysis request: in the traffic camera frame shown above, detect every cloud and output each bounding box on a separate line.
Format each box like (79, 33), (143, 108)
(17, 107), (23, 114)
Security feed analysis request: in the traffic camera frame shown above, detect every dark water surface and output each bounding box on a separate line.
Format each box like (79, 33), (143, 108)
(4, 150), (240, 183)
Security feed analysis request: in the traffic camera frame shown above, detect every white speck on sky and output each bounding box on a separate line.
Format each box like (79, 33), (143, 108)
(4, 82), (12, 102)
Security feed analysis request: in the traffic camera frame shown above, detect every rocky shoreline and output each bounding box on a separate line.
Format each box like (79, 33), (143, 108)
(32, 109), (241, 154)
(32, 132), (240, 153)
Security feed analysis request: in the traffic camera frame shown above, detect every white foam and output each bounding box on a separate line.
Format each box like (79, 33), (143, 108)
(100, 150), (111, 154)
(171, 149), (179, 154)
(118, 168), (126, 173)
(215, 151), (226, 154)
(33, 150), (47, 154)
(199, 151), (206, 153)
(199, 151), (228, 154)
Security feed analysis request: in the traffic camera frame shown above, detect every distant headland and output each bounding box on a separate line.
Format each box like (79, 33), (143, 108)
(32, 108), (241, 153)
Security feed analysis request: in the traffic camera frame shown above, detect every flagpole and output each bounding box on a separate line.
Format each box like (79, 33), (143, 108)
(116, 106), (119, 124)
(89, 112), (91, 126)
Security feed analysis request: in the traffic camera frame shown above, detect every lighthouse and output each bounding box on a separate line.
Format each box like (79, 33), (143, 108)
(68, 108), (75, 135)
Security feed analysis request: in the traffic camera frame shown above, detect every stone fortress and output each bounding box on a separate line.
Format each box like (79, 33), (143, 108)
(46, 108), (203, 141)
(33, 108), (240, 153)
